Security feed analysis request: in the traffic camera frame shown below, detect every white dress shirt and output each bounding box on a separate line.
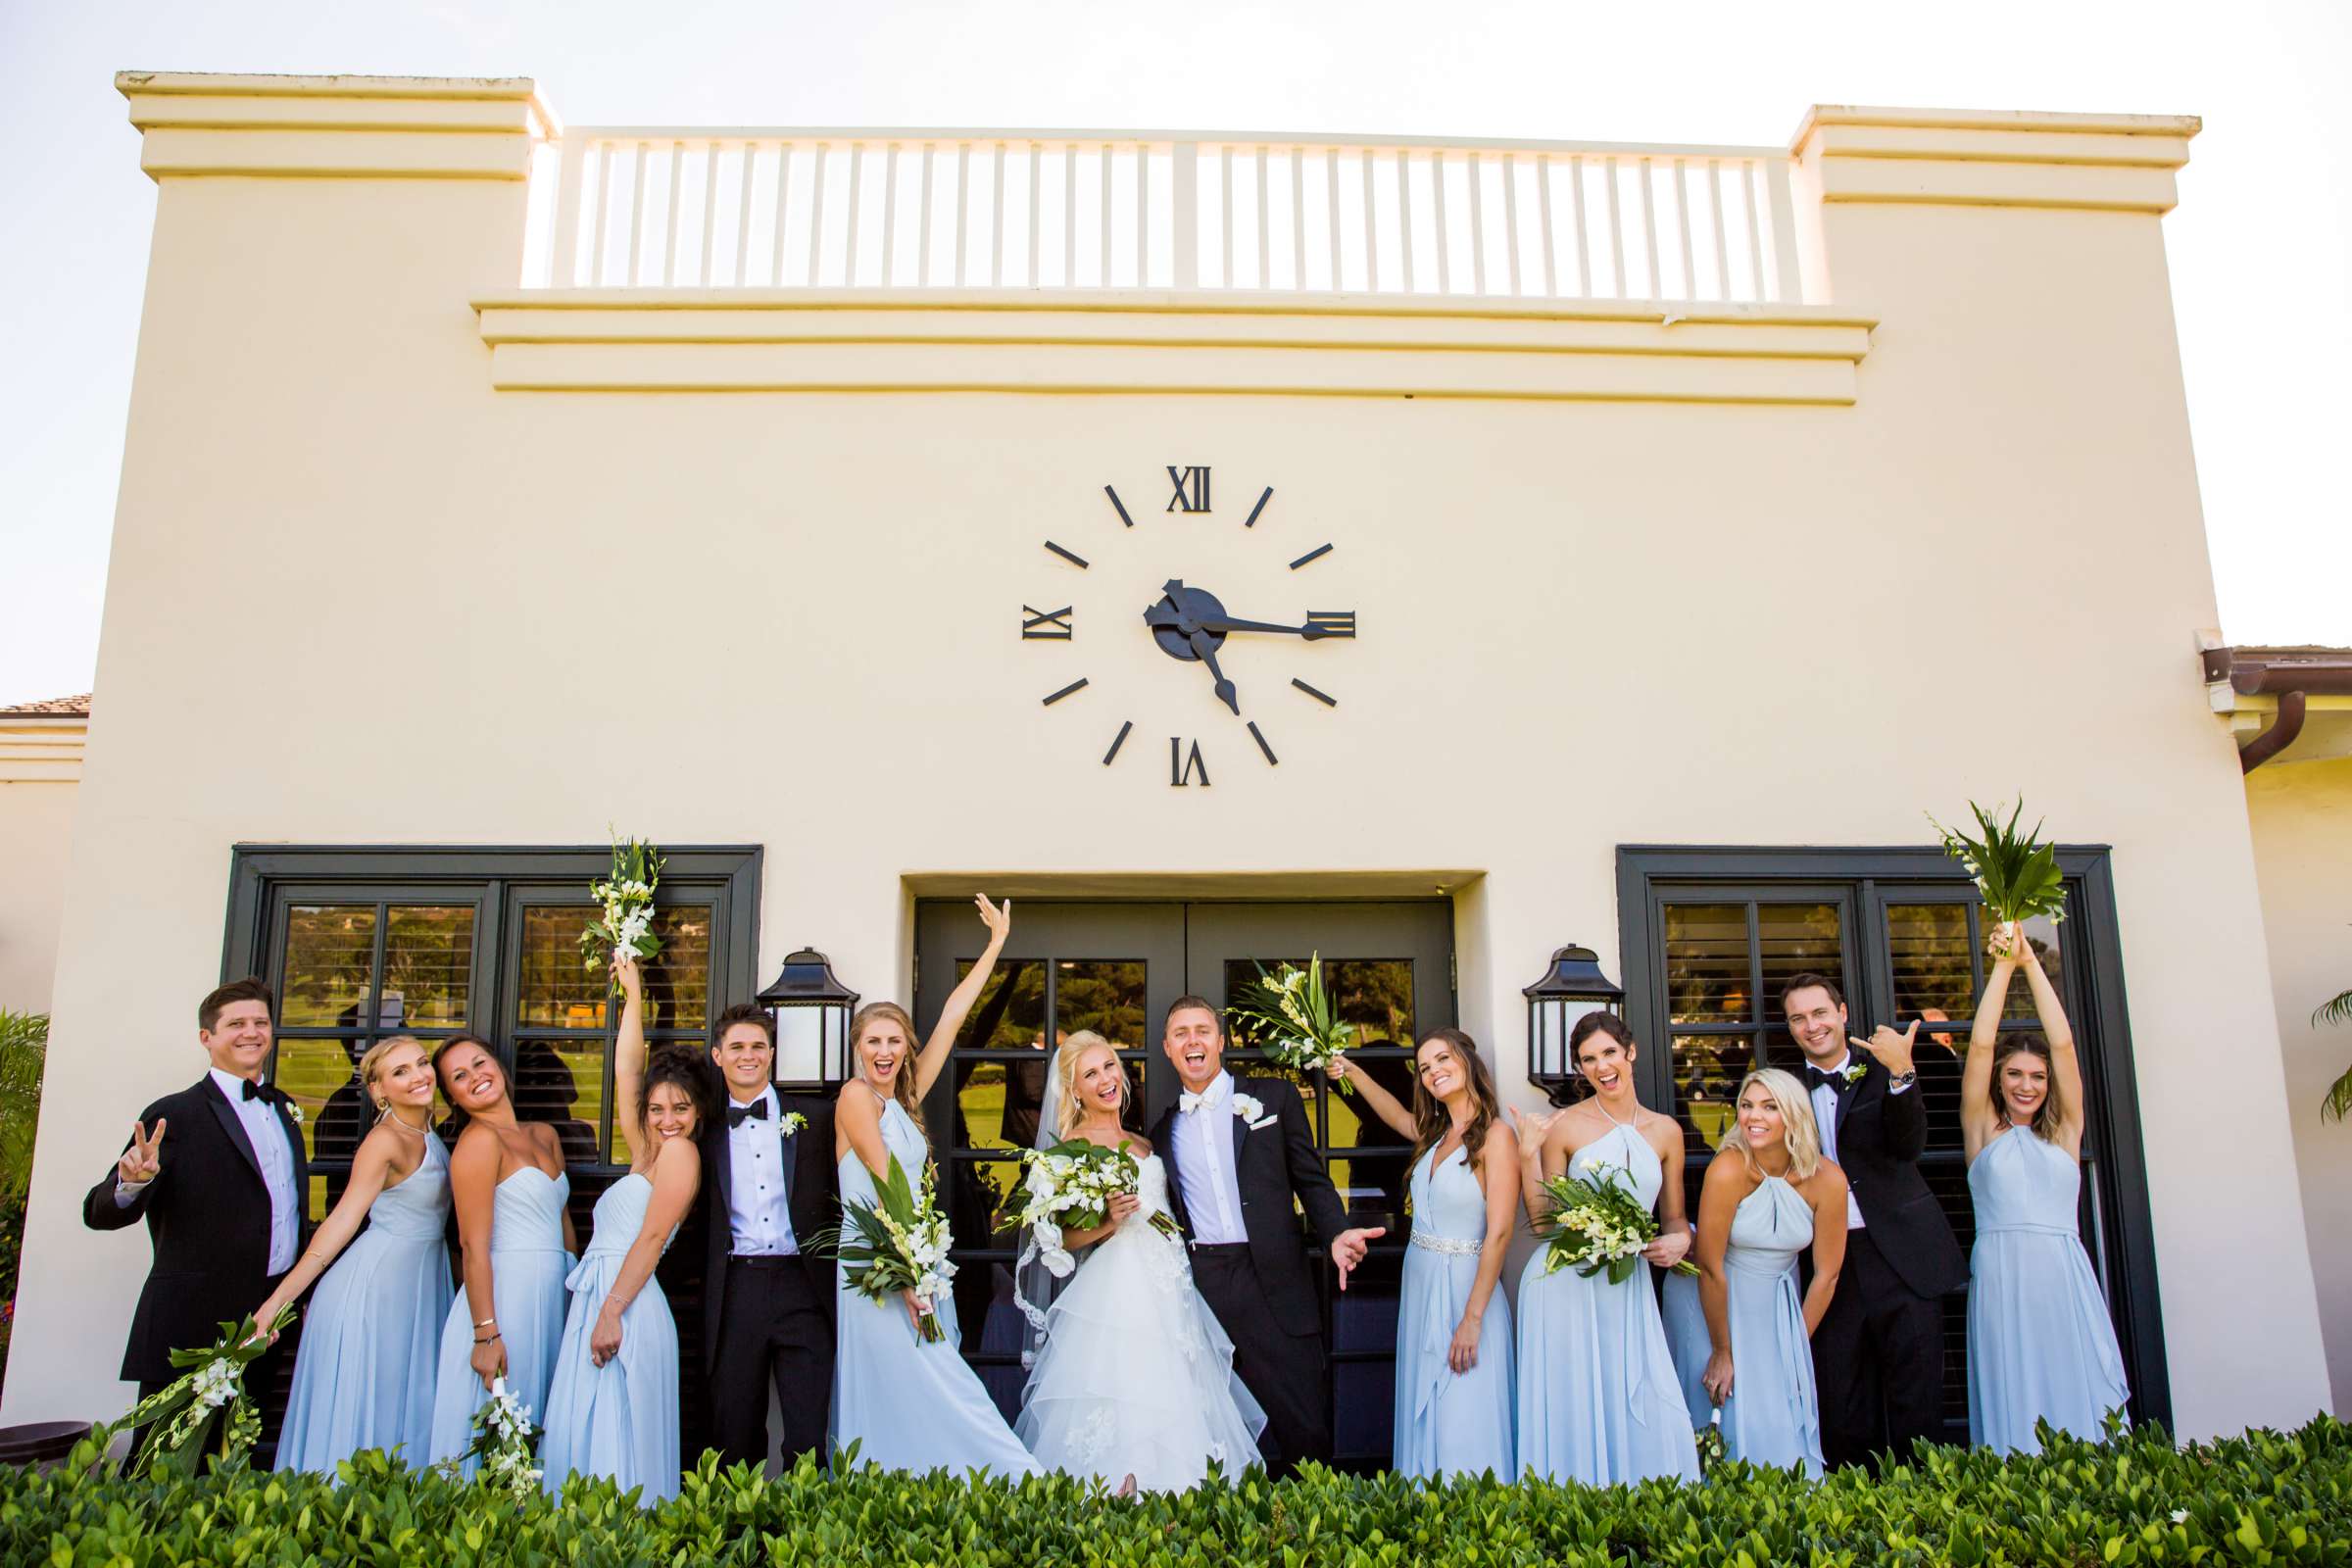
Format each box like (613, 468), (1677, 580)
(1172, 1070), (1248, 1245)
(725, 1086), (800, 1256)
(1809, 1050), (1911, 1233)
(221, 1067), (301, 1274)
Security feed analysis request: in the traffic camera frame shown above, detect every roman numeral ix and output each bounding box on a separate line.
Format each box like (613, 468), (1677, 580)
(1021, 605), (1073, 640)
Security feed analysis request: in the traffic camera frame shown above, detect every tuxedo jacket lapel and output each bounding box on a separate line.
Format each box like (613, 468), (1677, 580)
(1837, 1065), (1866, 1141)
(201, 1076), (265, 1185)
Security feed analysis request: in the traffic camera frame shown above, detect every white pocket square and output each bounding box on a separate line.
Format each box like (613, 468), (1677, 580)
(1247, 1114), (1278, 1130)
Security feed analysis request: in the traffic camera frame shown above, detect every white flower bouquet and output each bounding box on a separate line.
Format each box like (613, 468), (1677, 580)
(1225, 954), (1357, 1093)
(111, 1305), (293, 1477)
(440, 1375), (542, 1501)
(1535, 1162), (1697, 1286)
(1012, 1138), (1180, 1275)
(818, 1154), (957, 1344)
(579, 831), (664, 973)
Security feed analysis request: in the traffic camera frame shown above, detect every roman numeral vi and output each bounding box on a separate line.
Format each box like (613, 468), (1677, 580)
(1170, 738), (1211, 787)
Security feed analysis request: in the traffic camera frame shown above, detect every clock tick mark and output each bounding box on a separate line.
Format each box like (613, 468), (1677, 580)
(1244, 486), (1274, 529)
(1291, 678), (1339, 708)
(1247, 722), (1279, 765)
(1103, 485), (1136, 529)
(1102, 720), (1133, 765)
(1042, 678), (1090, 707)
(1043, 540), (1090, 568)
(1288, 542), (1334, 570)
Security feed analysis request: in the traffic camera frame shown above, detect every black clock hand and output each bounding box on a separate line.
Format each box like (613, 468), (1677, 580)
(1193, 614), (1349, 642)
(1189, 630), (1241, 714)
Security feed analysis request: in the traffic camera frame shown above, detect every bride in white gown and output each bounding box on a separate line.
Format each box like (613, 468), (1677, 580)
(1015, 1032), (1266, 1491)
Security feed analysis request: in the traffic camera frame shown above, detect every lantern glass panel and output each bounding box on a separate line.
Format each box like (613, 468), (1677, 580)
(774, 1004), (825, 1085)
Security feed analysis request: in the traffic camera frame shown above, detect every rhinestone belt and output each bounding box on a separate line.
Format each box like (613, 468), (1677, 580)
(1409, 1231), (1482, 1256)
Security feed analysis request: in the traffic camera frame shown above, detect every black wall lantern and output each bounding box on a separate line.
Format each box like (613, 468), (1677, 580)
(1523, 945), (1626, 1102)
(754, 947), (859, 1089)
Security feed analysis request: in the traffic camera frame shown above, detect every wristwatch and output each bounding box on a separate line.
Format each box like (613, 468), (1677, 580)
(1889, 1070), (1918, 1089)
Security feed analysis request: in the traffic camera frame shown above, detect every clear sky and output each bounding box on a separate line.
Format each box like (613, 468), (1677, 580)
(4, 0), (2347, 708)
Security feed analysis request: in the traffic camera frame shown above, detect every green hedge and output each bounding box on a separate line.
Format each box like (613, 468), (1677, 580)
(3, 1417), (2348, 1567)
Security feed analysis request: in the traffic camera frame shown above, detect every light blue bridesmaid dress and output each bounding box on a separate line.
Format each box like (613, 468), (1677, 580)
(1717, 1174), (1822, 1477)
(276, 1131), (454, 1473)
(1393, 1143), (1513, 1479)
(539, 1171), (681, 1502)
(426, 1164), (571, 1473)
(1966, 1129), (2129, 1454)
(1514, 1118), (1697, 1485)
(1657, 1225), (1718, 1435)
(831, 1099), (1041, 1478)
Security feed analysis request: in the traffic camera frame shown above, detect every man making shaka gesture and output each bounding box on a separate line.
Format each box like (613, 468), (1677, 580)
(1780, 972), (1965, 1471)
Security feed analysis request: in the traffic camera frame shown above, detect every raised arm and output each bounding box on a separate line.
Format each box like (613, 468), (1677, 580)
(449, 1128), (507, 1391)
(1511, 1106), (1565, 1223)
(612, 954), (652, 1170)
(255, 1119), (404, 1327)
(587, 1141), (702, 1368)
(1962, 926), (2021, 1162)
(2016, 932), (2085, 1155)
(1331, 1054), (1416, 1139)
(1694, 1152), (1749, 1406)
(1447, 1120), (1522, 1374)
(84, 1111), (170, 1231)
(912, 895), (1010, 1100)
(1798, 1164), (1850, 1336)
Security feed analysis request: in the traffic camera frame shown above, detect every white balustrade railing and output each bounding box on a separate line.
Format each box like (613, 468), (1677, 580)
(530, 127), (1805, 305)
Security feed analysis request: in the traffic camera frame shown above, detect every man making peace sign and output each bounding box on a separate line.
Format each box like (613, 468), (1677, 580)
(82, 977), (310, 1457)
(1780, 972), (1966, 1471)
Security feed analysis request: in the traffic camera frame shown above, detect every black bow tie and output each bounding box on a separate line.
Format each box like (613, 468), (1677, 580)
(728, 1099), (772, 1129)
(1804, 1064), (1853, 1095)
(241, 1078), (283, 1105)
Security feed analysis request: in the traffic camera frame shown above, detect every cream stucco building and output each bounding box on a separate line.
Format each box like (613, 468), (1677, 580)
(3, 73), (2344, 1454)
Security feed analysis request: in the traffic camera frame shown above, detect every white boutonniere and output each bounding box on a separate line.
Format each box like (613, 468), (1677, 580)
(281, 1099), (304, 1125)
(1841, 1062), (1868, 1086)
(779, 1111), (808, 1137)
(1231, 1093), (1277, 1130)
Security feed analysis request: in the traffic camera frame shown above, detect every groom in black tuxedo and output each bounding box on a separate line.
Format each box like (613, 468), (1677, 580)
(82, 977), (309, 1455)
(1782, 973), (1967, 1469)
(698, 1001), (838, 1473)
(1150, 996), (1385, 1475)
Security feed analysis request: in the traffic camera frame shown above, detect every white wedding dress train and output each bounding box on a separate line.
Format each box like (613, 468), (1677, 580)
(1015, 1153), (1267, 1491)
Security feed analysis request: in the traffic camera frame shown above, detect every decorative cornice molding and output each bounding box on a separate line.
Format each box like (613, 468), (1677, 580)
(1791, 105), (2200, 215)
(118, 71), (548, 182)
(0, 715), (88, 784)
(471, 291), (1875, 404)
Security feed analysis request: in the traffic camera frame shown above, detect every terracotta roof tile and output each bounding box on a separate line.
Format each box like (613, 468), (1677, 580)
(0, 694), (92, 717)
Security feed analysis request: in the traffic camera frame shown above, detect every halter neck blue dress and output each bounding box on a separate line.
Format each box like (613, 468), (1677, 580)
(1717, 1173), (1822, 1477)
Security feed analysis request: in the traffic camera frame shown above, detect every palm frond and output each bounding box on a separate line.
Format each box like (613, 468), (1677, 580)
(0, 1010), (48, 1202)
(2324, 1064), (2352, 1125)
(2315, 990), (2352, 1031)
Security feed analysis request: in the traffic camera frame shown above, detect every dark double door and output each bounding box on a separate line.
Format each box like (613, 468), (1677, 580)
(911, 898), (1453, 1468)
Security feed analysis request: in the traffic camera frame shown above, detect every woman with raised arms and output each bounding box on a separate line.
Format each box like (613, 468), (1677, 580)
(1335, 1029), (1518, 1479)
(831, 894), (1043, 1478)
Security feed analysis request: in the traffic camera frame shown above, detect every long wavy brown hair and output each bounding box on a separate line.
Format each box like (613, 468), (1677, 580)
(849, 1001), (928, 1144)
(1408, 1027), (1501, 1184)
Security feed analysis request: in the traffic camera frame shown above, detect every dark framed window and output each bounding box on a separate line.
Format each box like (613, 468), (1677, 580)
(222, 845), (761, 1222)
(1616, 845), (2168, 1441)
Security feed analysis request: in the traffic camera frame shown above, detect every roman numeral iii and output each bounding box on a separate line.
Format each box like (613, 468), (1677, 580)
(1303, 610), (1356, 639)
(1021, 605), (1074, 640)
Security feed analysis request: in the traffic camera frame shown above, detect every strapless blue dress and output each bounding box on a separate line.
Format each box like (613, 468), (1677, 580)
(426, 1164), (570, 1473)
(1393, 1144), (1513, 1479)
(541, 1170), (682, 1501)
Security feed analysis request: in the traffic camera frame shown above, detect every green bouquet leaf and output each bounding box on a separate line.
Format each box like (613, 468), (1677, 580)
(109, 1306), (294, 1478)
(1226, 953), (1356, 1093)
(812, 1154), (956, 1344)
(1929, 797), (2069, 927)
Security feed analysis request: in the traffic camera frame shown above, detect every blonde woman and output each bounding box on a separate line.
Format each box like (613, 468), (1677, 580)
(1694, 1068), (1848, 1477)
(830, 894), (1042, 1478)
(266, 1036), (453, 1472)
(1013, 1032), (1264, 1490)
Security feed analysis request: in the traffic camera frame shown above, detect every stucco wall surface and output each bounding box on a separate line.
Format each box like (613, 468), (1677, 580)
(0, 784), (77, 1015)
(1, 82), (2329, 1440)
(2247, 757), (2352, 1415)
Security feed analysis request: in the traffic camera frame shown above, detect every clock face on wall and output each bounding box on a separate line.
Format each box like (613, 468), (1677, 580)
(1022, 466), (1355, 785)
